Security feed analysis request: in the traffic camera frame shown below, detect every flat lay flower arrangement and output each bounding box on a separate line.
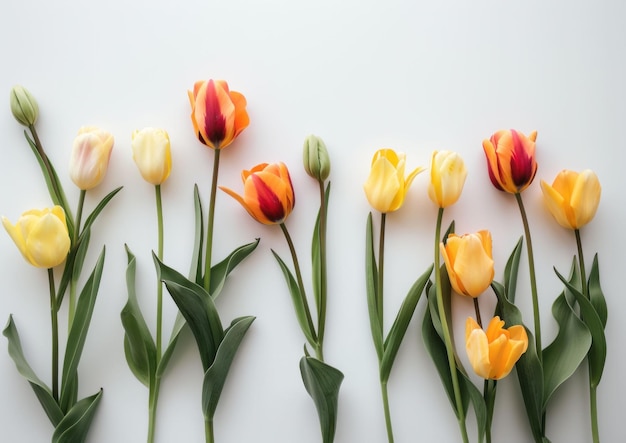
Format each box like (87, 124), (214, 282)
(3, 83), (606, 443)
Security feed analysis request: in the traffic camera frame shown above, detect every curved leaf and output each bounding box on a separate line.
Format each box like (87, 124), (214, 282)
(311, 182), (330, 316)
(503, 237), (523, 304)
(190, 184), (205, 285)
(79, 186), (123, 238)
(157, 312), (186, 378)
(588, 254), (607, 327)
(210, 239), (260, 299)
(52, 389), (103, 443)
(365, 213), (383, 361)
(300, 356), (344, 443)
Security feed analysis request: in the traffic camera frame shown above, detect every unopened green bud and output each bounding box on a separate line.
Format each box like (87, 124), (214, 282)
(10, 85), (39, 127)
(303, 134), (331, 181)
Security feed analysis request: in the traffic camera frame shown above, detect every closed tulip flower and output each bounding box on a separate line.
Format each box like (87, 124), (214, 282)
(220, 162), (295, 225)
(10, 85), (39, 127)
(483, 129), (538, 193)
(2, 206), (71, 268)
(131, 127), (172, 185)
(69, 126), (114, 190)
(540, 169), (601, 230)
(466, 316), (528, 380)
(428, 150), (467, 208)
(363, 148), (423, 213)
(440, 230), (494, 298)
(188, 79), (249, 150)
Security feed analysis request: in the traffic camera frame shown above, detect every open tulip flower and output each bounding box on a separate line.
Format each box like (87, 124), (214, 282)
(363, 148), (423, 213)
(466, 316), (529, 380)
(69, 126), (114, 190)
(482, 129), (537, 193)
(188, 79), (249, 149)
(428, 150), (467, 208)
(540, 169), (601, 230)
(220, 162), (295, 225)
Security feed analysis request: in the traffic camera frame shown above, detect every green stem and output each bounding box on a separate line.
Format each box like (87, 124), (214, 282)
(377, 213), (386, 331)
(590, 385), (599, 443)
(147, 377), (161, 443)
(575, 229), (588, 299)
(514, 193), (542, 361)
(205, 417), (215, 443)
(484, 379), (496, 443)
(316, 179), (328, 360)
(48, 268), (59, 401)
(68, 189), (86, 327)
(473, 297), (482, 328)
(434, 207), (469, 443)
(203, 148), (221, 293)
(380, 380), (394, 443)
(279, 222), (319, 355)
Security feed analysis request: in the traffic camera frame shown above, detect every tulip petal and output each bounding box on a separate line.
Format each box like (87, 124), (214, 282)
(466, 323), (491, 379)
(570, 170), (601, 228)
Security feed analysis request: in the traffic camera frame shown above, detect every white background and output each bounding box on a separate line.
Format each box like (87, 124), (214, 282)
(1, 0), (624, 442)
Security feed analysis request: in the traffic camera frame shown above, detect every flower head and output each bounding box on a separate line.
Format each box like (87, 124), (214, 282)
(540, 169), (601, 230)
(131, 127), (172, 185)
(220, 162), (295, 225)
(482, 129), (538, 193)
(465, 316), (529, 380)
(428, 150), (467, 208)
(10, 85), (39, 126)
(69, 126), (114, 190)
(440, 230), (494, 298)
(303, 135), (331, 181)
(188, 79), (249, 149)
(363, 148), (423, 213)
(2, 206), (71, 268)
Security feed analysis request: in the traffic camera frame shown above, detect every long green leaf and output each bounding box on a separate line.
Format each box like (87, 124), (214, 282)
(300, 356), (344, 443)
(157, 312), (186, 378)
(311, 182), (331, 314)
(202, 316), (255, 420)
(380, 265), (432, 382)
(121, 246), (157, 387)
(79, 187), (123, 239)
(190, 184), (205, 286)
(52, 389), (103, 443)
(365, 213), (383, 361)
(210, 239), (260, 299)
(459, 371), (487, 443)
(56, 229), (90, 308)
(60, 248), (105, 411)
(3, 316), (64, 426)
(588, 254), (607, 327)
(503, 237), (523, 304)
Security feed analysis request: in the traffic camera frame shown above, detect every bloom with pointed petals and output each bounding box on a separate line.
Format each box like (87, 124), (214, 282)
(220, 162), (295, 225)
(188, 79), (249, 149)
(69, 126), (114, 190)
(428, 150), (467, 208)
(482, 129), (537, 193)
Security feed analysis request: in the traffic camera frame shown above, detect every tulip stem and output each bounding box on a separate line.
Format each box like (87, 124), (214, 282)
(380, 380), (394, 443)
(473, 298), (482, 328)
(204, 148), (221, 293)
(434, 207), (469, 443)
(68, 189), (87, 328)
(48, 268), (59, 402)
(514, 193), (542, 361)
(377, 213), (386, 329)
(316, 179), (328, 359)
(483, 378), (497, 443)
(205, 417), (214, 443)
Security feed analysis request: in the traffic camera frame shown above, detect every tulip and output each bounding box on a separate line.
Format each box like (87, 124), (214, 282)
(303, 135), (331, 181)
(131, 127), (172, 185)
(69, 126), (114, 190)
(188, 79), (249, 149)
(482, 129), (538, 193)
(220, 162), (295, 225)
(440, 230), (494, 298)
(428, 150), (467, 208)
(10, 85), (39, 126)
(540, 169), (601, 230)
(465, 316), (528, 380)
(2, 206), (71, 268)
(363, 148), (423, 213)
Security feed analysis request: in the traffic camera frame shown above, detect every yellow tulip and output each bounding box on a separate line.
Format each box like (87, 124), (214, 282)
(69, 126), (114, 190)
(2, 206), (71, 268)
(428, 150), (467, 208)
(131, 127), (172, 185)
(465, 316), (528, 380)
(540, 169), (601, 230)
(482, 129), (538, 193)
(363, 148), (423, 213)
(440, 230), (494, 298)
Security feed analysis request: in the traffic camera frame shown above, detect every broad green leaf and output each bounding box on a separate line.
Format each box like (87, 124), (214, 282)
(272, 250), (317, 347)
(157, 312), (186, 378)
(311, 182), (330, 317)
(56, 229), (89, 308)
(79, 186), (123, 239)
(299, 356), (344, 443)
(202, 316), (255, 420)
(121, 246), (157, 387)
(380, 265), (432, 382)
(209, 239), (260, 299)
(52, 389), (103, 443)
(588, 254), (607, 327)
(60, 248), (105, 411)
(190, 184), (205, 286)
(157, 257), (223, 371)
(459, 371), (487, 443)
(503, 237), (523, 304)
(365, 213), (383, 361)
(3, 316), (64, 426)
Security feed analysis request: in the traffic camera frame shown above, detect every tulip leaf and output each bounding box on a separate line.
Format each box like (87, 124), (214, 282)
(272, 250), (317, 347)
(52, 389), (103, 443)
(57, 229), (91, 308)
(202, 316), (255, 420)
(380, 265), (432, 382)
(157, 256), (223, 371)
(190, 184), (205, 286)
(311, 182), (330, 319)
(365, 213), (383, 361)
(60, 247), (105, 411)
(157, 312), (187, 378)
(588, 254), (607, 327)
(3, 315), (64, 426)
(210, 239), (260, 299)
(299, 356), (344, 443)
(503, 237), (523, 304)
(79, 186), (123, 241)
(121, 246), (157, 387)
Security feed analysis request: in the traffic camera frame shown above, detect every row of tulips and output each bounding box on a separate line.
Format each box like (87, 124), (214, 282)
(5, 82), (605, 443)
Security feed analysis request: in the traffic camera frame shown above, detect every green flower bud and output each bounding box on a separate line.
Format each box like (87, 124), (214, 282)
(10, 85), (39, 127)
(303, 135), (331, 181)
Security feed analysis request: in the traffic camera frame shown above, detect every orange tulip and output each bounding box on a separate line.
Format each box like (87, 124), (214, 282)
(220, 162), (295, 225)
(482, 129), (538, 193)
(188, 79), (249, 149)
